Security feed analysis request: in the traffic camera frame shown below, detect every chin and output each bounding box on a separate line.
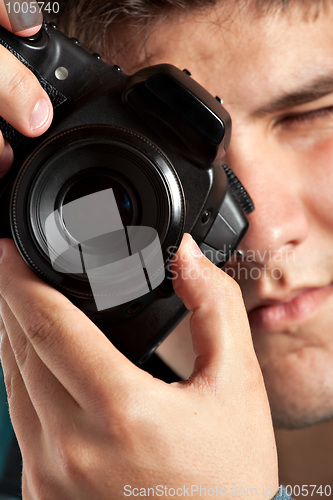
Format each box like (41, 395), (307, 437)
(254, 336), (333, 430)
(269, 387), (333, 430)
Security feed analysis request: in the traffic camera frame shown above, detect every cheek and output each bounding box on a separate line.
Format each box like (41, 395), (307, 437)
(300, 134), (333, 229)
(309, 133), (333, 179)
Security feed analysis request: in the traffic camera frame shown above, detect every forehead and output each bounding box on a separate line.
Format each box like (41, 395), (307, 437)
(131, 4), (333, 113)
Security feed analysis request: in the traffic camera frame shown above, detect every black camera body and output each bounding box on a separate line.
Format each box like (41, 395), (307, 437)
(0, 23), (253, 363)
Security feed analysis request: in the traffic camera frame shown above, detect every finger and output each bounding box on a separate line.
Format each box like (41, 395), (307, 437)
(0, 323), (41, 452)
(0, 45), (53, 137)
(0, 0), (43, 35)
(1, 298), (79, 425)
(173, 234), (257, 388)
(0, 239), (139, 411)
(0, 137), (13, 178)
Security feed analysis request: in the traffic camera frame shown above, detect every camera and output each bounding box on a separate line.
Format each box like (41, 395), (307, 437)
(0, 22), (254, 363)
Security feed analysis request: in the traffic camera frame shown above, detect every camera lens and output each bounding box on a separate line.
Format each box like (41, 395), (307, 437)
(61, 172), (137, 228)
(11, 125), (185, 304)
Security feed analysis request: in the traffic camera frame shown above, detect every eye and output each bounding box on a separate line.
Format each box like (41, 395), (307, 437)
(278, 105), (333, 127)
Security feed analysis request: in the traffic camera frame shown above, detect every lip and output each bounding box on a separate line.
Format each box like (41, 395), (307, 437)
(248, 284), (333, 333)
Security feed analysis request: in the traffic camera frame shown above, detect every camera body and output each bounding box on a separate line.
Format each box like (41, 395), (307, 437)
(0, 23), (253, 363)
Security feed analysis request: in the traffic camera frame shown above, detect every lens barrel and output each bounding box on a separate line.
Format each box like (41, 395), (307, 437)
(10, 124), (185, 307)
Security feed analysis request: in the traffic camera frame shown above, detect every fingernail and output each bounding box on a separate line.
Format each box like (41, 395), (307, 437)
(190, 237), (203, 258)
(0, 142), (14, 177)
(30, 98), (50, 131)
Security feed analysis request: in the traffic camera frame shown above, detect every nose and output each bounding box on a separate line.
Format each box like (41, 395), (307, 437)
(224, 135), (310, 264)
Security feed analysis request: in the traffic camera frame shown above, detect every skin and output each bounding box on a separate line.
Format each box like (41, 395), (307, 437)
(0, 0), (333, 496)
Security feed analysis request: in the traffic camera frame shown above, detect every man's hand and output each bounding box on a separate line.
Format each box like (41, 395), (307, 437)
(0, 234), (279, 499)
(0, 0), (53, 178)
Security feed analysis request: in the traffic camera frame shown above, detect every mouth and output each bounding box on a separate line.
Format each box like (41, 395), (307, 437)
(248, 284), (333, 333)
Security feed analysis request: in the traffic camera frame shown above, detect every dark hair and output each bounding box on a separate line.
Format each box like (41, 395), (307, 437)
(52, 0), (219, 57)
(51, 0), (331, 61)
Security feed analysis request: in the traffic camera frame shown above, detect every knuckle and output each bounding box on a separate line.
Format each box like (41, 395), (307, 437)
(13, 331), (30, 370)
(1, 335), (29, 404)
(51, 429), (98, 491)
(7, 68), (37, 103)
(25, 305), (62, 350)
(0, 265), (12, 297)
(96, 391), (147, 449)
(3, 370), (14, 401)
(0, 312), (5, 338)
(4, 369), (24, 410)
(55, 434), (85, 480)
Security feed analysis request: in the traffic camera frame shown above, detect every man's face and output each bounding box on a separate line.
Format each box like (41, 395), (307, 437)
(117, 3), (333, 429)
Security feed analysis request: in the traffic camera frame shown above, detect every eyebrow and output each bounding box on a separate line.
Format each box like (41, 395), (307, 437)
(252, 74), (333, 118)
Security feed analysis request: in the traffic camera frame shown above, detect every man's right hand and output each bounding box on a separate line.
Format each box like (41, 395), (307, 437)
(0, 0), (53, 178)
(0, 233), (279, 499)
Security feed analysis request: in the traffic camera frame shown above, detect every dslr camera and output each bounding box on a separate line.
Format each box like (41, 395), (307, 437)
(0, 22), (253, 363)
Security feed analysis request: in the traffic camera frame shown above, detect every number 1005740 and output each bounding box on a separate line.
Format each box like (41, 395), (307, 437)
(5, 2), (60, 15)
(281, 485), (332, 497)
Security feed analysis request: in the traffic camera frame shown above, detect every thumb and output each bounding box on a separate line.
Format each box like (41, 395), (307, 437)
(0, 0), (43, 35)
(173, 234), (256, 389)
